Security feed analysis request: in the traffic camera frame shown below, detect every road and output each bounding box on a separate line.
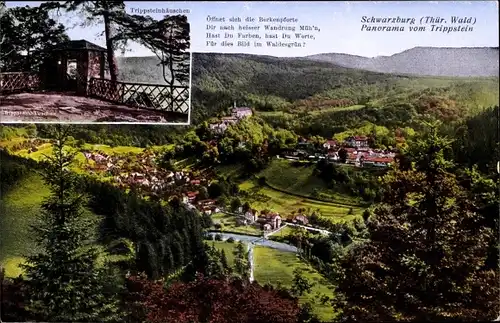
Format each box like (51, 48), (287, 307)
(207, 232), (298, 253)
(285, 223), (331, 235)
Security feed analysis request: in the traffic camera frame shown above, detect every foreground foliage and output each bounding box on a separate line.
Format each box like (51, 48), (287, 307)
(21, 128), (121, 322)
(333, 126), (499, 321)
(126, 273), (302, 323)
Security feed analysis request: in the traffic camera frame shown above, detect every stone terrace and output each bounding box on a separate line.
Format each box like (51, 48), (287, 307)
(0, 92), (188, 123)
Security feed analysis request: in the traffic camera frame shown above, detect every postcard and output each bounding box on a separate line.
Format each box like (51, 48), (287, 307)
(0, 1), (498, 323)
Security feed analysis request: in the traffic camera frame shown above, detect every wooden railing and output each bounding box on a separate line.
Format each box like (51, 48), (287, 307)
(0, 72), (40, 93)
(88, 78), (190, 114)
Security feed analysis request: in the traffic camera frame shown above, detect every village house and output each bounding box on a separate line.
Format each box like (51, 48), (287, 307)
(94, 163), (107, 171)
(197, 199), (217, 207)
(232, 106), (253, 119)
(200, 204), (220, 215)
(257, 212), (282, 230)
(221, 116), (239, 124)
(236, 209), (259, 226)
(361, 156), (394, 168)
(346, 153), (358, 164)
(262, 223), (273, 231)
(190, 179), (201, 185)
(244, 209), (259, 223)
(174, 171), (187, 181)
(209, 123), (228, 134)
(185, 191), (199, 203)
(196, 199), (219, 215)
(131, 172), (145, 180)
(323, 139), (338, 150)
(327, 151), (339, 161)
(345, 136), (369, 148)
(289, 214), (309, 225)
(357, 147), (371, 153)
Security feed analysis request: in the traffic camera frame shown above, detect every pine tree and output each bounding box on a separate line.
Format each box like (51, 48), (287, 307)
(291, 268), (313, 297)
(233, 242), (250, 280)
(22, 126), (121, 322)
(333, 125), (499, 321)
(204, 243), (225, 279)
(220, 249), (233, 276)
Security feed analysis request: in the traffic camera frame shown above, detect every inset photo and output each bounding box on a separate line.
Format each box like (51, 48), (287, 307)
(0, 3), (191, 125)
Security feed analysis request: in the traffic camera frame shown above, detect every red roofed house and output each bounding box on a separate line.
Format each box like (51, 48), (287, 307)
(361, 156), (394, 167)
(185, 191), (199, 203)
(201, 204), (220, 215)
(346, 153), (357, 164)
(190, 179), (201, 185)
(197, 199), (216, 206)
(323, 140), (338, 150)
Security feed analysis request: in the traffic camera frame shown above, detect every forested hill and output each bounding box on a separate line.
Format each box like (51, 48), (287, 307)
(113, 50), (498, 129)
(306, 47), (499, 77)
(188, 52), (498, 123)
(189, 52), (418, 122)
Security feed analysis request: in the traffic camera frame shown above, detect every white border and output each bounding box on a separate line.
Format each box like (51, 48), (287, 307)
(0, 21), (194, 127)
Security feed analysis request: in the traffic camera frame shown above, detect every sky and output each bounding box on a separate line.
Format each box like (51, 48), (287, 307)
(5, 1), (500, 58)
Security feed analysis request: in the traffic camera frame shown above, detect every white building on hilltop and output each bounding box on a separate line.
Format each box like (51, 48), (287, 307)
(231, 101), (253, 119)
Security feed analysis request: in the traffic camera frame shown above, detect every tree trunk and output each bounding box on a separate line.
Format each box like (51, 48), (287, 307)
(103, 10), (117, 82)
(167, 25), (175, 112)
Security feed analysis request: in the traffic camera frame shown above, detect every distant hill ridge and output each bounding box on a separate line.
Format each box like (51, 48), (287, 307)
(306, 46), (499, 77)
(118, 46), (498, 78)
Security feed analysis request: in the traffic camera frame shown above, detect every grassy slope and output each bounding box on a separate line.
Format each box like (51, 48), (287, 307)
(0, 169), (99, 278)
(210, 241), (337, 321)
(12, 143), (149, 160)
(257, 159), (363, 205)
(1, 140), (171, 178)
(211, 213), (262, 236)
(209, 241), (238, 265)
(239, 181), (361, 220)
(253, 246), (336, 321)
(269, 225), (299, 240)
(232, 159), (365, 220)
(0, 173), (48, 277)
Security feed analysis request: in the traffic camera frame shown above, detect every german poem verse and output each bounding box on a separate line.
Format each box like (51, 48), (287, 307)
(205, 16), (321, 49)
